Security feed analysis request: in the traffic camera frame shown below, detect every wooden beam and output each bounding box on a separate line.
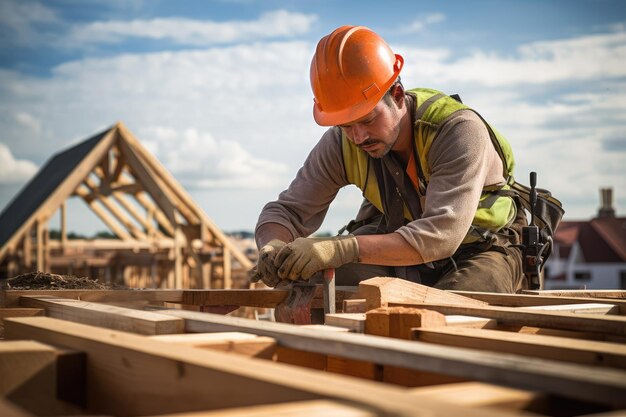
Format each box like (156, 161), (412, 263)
(0, 308), (45, 320)
(1, 308), (44, 337)
(113, 192), (165, 239)
(453, 291), (626, 314)
(21, 226), (32, 269)
(1, 289), (184, 308)
(0, 399), (35, 417)
(3, 316), (514, 417)
(522, 303), (618, 315)
(19, 295), (183, 335)
(36, 219), (44, 272)
(149, 332), (277, 359)
(114, 174), (175, 236)
(358, 277), (486, 311)
(0, 340), (58, 396)
(160, 309), (626, 407)
(325, 313), (366, 333)
(343, 299), (367, 313)
(146, 400), (378, 417)
(413, 326), (626, 369)
(0, 340), (85, 415)
(74, 187), (133, 241)
(222, 247), (232, 289)
(182, 289), (287, 308)
(365, 307), (446, 339)
(320, 311), (497, 333)
(388, 302), (626, 336)
(523, 289), (626, 299)
(409, 382), (544, 410)
(60, 202), (67, 250)
(117, 135), (179, 226)
(93, 165), (165, 239)
(84, 176), (148, 240)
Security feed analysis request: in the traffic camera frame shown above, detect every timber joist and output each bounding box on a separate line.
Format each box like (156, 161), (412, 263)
(1, 278), (626, 417)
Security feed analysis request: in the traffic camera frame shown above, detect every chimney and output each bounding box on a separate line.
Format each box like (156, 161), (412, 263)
(598, 187), (615, 218)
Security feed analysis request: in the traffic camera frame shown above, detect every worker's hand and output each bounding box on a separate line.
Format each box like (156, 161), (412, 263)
(274, 236), (359, 281)
(250, 239), (287, 287)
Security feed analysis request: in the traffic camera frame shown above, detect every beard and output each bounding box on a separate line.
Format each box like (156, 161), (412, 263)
(359, 138), (395, 159)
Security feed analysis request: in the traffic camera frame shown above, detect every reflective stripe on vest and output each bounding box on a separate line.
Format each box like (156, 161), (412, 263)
(342, 87), (517, 244)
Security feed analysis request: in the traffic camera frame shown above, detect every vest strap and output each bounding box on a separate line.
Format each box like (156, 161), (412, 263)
(415, 93), (445, 121)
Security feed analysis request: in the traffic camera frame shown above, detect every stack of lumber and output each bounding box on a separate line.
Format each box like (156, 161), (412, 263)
(1, 277), (625, 417)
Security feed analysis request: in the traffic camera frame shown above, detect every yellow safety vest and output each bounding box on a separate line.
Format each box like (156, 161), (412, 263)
(342, 88), (517, 244)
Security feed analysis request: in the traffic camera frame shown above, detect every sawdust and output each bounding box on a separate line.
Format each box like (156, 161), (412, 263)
(2, 271), (111, 290)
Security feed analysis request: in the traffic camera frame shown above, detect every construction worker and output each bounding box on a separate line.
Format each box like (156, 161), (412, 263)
(253, 25), (528, 293)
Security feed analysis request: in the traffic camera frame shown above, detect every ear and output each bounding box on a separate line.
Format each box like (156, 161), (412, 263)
(391, 83), (405, 108)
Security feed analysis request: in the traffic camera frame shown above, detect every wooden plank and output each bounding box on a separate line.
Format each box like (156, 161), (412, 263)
(325, 313), (366, 333)
(149, 332), (277, 359)
(363, 307), (462, 387)
(413, 326), (626, 369)
(0, 308), (45, 320)
(389, 302), (626, 336)
(0, 340), (58, 396)
(0, 308), (44, 338)
(19, 295), (183, 335)
(0, 340), (85, 415)
(358, 277), (486, 311)
(161, 309), (626, 407)
(0, 398), (36, 417)
(343, 299), (367, 313)
(523, 289), (626, 299)
(454, 291), (626, 314)
(523, 303), (618, 315)
(1, 289), (184, 308)
(182, 289), (287, 308)
(3, 317), (513, 417)
(364, 307), (446, 339)
(444, 315), (498, 328)
(152, 399), (377, 417)
(409, 382), (544, 410)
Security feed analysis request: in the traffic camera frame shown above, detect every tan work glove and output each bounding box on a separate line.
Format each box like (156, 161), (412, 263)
(274, 235), (359, 281)
(250, 239), (286, 287)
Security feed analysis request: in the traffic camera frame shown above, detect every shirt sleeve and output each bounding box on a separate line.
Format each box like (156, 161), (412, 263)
(255, 127), (349, 239)
(395, 109), (505, 263)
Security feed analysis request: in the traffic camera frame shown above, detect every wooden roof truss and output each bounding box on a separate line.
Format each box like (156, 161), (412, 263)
(0, 122), (252, 288)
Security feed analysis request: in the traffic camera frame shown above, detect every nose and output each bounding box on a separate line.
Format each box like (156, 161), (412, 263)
(350, 124), (368, 145)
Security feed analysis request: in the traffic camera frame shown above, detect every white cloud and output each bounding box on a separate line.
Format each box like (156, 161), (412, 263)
(0, 143), (38, 183)
(141, 126), (289, 189)
(13, 112), (41, 134)
(400, 29), (626, 86)
(402, 13), (445, 34)
(0, 0), (59, 45)
(66, 10), (317, 46)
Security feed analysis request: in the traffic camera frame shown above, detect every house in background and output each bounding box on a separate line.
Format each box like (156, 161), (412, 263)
(544, 188), (626, 289)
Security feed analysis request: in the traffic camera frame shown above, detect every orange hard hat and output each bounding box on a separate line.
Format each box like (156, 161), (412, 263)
(310, 25), (404, 126)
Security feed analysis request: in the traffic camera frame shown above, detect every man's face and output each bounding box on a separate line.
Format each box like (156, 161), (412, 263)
(338, 97), (402, 158)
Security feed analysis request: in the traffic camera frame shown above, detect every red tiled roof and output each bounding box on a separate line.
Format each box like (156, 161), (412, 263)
(553, 217), (626, 263)
(591, 217), (626, 261)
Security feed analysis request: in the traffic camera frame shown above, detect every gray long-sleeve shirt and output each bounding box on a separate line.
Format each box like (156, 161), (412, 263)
(256, 95), (506, 264)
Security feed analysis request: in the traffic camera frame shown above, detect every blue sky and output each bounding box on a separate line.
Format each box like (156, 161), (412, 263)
(0, 0), (625, 235)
